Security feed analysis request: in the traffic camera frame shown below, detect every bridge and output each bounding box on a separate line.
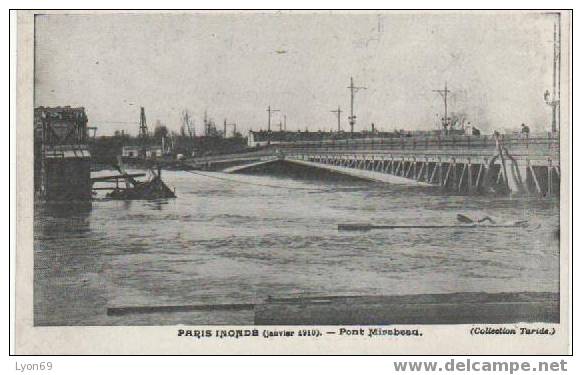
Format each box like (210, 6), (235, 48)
(187, 132), (560, 197)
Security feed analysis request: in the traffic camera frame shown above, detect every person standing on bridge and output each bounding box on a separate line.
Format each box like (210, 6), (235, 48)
(442, 118), (449, 135)
(521, 123), (530, 137)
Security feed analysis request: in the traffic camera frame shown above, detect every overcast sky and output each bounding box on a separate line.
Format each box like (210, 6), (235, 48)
(34, 11), (560, 136)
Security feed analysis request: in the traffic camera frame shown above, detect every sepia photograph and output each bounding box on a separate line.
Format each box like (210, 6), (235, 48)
(13, 9), (571, 354)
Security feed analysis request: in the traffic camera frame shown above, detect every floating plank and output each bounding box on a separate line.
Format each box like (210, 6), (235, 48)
(338, 222), (528, 231)
(107, 303), (256, 316)
(91, 173), (146, 182)
(339, 223), (476, 231)
(255, 292), (559, 325)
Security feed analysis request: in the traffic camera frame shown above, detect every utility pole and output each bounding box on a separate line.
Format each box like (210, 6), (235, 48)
(348, 77), (366, 134)
(139, 107), (148, 158)
(266, 105), (280, 145)
(283, 115), (287, 131)
(433, 82), (451, 130)
(267, 105), (280, 132)
(203, 110), (208, 136)
(331, 106), (342, 132)
(545, 15), (561, 133)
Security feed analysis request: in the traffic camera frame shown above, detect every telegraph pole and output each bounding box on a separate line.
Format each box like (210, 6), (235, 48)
(267, 105), (280, 132)
(283, 115), (287, 131)
(203, 110), (208, 136)
(546, 16), (561, 133)
(348, 77), (366, 134)
(139, 107), (148, 157)
(433, 82), (451, 130)
(331, 106), (342, 132)
(267, 105), (280, 145)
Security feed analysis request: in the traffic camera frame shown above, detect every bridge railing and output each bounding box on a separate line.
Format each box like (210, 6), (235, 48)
(275, 132), (559, 154)
(191, 132), (559, 163)
(277, 132), (556, 149)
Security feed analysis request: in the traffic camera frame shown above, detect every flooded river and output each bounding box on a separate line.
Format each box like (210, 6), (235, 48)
(34, 168), (560, 325)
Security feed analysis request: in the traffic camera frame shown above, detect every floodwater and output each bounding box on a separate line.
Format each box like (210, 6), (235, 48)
(34, 166), (560, 325)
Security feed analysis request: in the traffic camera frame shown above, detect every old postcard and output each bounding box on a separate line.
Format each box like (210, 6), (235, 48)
(13, 9), (571, 354)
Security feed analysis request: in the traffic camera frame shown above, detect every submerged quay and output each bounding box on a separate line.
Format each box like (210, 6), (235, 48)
(105, 291), (558, 325)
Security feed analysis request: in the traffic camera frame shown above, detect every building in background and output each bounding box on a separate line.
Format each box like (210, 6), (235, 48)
(121, 145), (163, 159)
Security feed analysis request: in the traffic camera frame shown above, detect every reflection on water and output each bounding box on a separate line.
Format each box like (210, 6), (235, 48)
(34, 169), (560, 326)
(35, 202), (92, 237)
(38, 201), (92, 219)
(143, 199), (171, 211)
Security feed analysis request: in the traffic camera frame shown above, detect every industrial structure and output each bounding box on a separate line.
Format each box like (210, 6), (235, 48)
(34, 106), (92, 201)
